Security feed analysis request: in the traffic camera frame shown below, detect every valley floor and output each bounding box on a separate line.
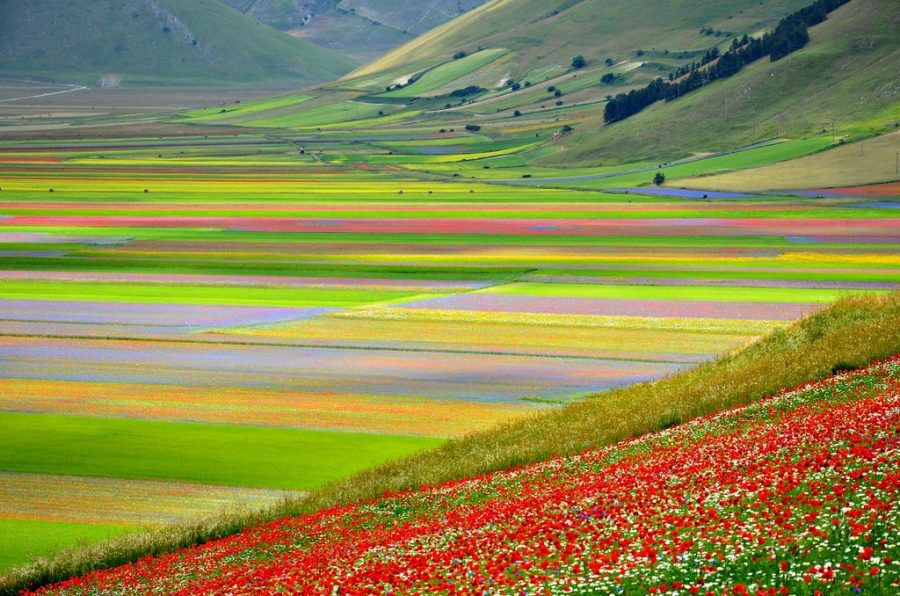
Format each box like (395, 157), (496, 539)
(0, 129), (897, 574)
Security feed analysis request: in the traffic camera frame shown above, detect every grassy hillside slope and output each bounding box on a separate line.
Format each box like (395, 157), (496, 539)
(4, 292), (899, 594)
(548, 0), (900, 164)
(171, 0), (894, 176)
(0, 0), (355, 86)
(347, 0), (808, 80)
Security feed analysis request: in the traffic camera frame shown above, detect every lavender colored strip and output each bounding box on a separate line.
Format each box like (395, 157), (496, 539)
(0, 270), (490, 290)
(0, 299), (335, 327)
(0, 338), (686, 404)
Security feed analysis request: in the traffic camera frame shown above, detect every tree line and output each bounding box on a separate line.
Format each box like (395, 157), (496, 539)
(603, 0), (850, 124)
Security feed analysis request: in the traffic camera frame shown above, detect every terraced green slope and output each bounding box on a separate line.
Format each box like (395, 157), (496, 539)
(0, 0), (355, 86)
(347, 0), (808, 81)
(548, 0), (900, 164)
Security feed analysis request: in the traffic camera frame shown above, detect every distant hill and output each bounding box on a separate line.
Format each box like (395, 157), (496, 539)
(547, 0), (900, 164)
(0, 0), (356, 86)
(315, 0), (895, 165)
(221, 0), (488, 64)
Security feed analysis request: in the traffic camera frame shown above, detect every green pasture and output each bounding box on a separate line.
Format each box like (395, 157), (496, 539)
(181, 94), (312, 123)
(0, 519), (138, 573)
(0, 253), (896, 285)
(527, 137), (836, 189)
(0, 413), (443, 490)
(404, 137), (831, 184)
(484, 282), (884, 304)
(244, 101), (405, 129)
(0, 255), (531, 282)
(380, 49), (507, 98)
(0, 280), (437, 307)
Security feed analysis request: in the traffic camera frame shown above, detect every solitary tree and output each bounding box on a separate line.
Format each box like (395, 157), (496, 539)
(571, 55), (587, 69)
(653, 172), (666, 186)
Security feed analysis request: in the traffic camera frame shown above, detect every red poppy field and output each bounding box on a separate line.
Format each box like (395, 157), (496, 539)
(36, 355), (900, 595)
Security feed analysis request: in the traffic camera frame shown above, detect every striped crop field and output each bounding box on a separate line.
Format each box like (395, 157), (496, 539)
(0, 133), (898, 573)
(30, 355), (900, 594)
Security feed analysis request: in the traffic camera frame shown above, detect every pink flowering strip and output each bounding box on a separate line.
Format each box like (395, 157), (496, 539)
(38, 356), (900, 595)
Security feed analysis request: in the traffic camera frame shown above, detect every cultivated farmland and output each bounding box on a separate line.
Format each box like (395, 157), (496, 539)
(0, 129), (896, 573)
(33, 355), (900, 593)
(0, 0), (898, 583)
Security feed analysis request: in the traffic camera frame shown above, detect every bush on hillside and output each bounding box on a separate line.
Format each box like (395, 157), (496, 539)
(450, 85), (486, 98)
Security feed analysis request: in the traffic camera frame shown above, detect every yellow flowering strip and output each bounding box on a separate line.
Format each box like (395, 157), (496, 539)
(0, 378), (532, 438)
(328, 307), (785, 334)
(0, 471), (296, 527)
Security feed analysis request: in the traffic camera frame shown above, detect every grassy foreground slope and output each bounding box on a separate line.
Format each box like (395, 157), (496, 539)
(548, 0), (900, 164)
(0, 0), (355, 86)
(4, 292), (899, 594)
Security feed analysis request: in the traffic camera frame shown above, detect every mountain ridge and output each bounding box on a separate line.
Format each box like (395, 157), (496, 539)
(0, 0), (356, 86)
(221, 0), (489, 64)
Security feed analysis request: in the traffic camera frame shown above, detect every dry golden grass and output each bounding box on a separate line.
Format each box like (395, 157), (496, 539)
(679, 131), (900, 191)
(3, 292), (899, 595)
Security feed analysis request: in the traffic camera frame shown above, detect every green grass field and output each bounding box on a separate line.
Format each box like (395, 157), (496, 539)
(181, 94), (313, 123)
(0, 413), (442, 490)
(0, 519), (137, 572)
(380, 49), (507, 98)
(246, 101), (408, 129)
(0, 280), (433, 308)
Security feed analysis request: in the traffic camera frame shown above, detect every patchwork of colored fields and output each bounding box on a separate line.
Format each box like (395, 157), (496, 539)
(0, 134), (897, 572)
(34, 356), (900, 594)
